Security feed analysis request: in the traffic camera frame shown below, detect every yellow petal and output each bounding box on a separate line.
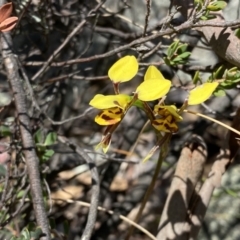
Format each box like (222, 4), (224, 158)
(144, 66), (165, 81)
(95, 108), (123, 125)
(108, 55), (138, 83)
(89, 94), (131, 109)
(136, 79), (171, 101)
(188, 82), (219, 105)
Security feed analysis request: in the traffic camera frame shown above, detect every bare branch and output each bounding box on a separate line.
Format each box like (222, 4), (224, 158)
(57, 136), (100, 240)
(0, 31), (50, 239)
(25, 18), (240, 68)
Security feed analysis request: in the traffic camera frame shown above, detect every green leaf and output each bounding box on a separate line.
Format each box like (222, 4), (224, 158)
(224, 187), (238, 197)
(36, 144), (46, 153)
(29, 228), (43, 239)
(44, 132), (57, 146)
(213, 65), (224, 79)
(213, 89), (226, 97)
(207, 1), (227, 11)
(177, 44), (188, 53)
(193, 71), (200, 84)
(167, 40), (179, 57)
(163, 57), (171, 66)
(0, 164), (6, 175)
(235, 28), (240, 39)
(34, 129), (44, 144)
(17, 190), (26, 199)
(200, 13), (216, 20)
(175, 52), (191, 60)
(21, 228), (30, 239)
(0, 125), (12, 137)
(41, 149), (55, 162)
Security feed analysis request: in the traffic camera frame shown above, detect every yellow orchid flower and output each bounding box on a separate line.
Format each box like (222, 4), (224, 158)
(89, 94), (132, 126)
(108, 55), (138, 83)
(152, 105), (182, 133)
(136, 66), (171, 101)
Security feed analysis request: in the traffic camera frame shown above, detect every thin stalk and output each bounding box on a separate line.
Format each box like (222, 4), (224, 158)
(184, 109), (240, 136)
(125, 133), (171, 240)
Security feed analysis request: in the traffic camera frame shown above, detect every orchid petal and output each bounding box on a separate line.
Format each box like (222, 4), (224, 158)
(144, 65), (165, 81)
(108, 55), (138, 83)
(95, 108), (123, 125)
(136, 79), (171, 101)
(188, 82), (219, 105)
(89, 94), (132, 109)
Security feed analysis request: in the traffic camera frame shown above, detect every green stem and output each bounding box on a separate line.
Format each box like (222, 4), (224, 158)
(125, 133), (171, 240)
(113, 83), (120, 94)
(143, 101), (155, 121)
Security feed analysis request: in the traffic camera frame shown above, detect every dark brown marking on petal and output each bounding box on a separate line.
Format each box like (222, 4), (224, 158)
(101, 114), (114, 121)
(113, 100), (120, 106)
(108, 108), (123, 115)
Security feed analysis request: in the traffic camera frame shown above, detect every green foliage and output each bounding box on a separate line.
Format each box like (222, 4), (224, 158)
(194, 0), (227, 20)
(193, 71), (201, 84)
(34, 129), (57, 163)
(164, 40), (191, 66)
(10, 224), (43, 240)
(206, 1), (227, 11)
(206, 66), (240, 96)
(0, 125), (12, 137)
(0, 164), (6, 175)
(235, 28), (240, 38)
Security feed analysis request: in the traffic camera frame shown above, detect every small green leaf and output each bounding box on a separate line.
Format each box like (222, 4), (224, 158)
(42, 149), (55, 162)
(177, 44), (188, 53)
(167, 40), (179, 57)
(21, 228), (30, 239)
(17, 190), (25, 199)
(0, 125), (12, 137)
(34, 129), (44, 144)
(193, 71), (200, 84)
(174, 52), (191, 61)
(44, 132), (57, 146)
(213, 65), (224, 79)
(36, 144), (46, 153)
(213, 89), (226, 97)
(207, 1), (227, 11)
(235, 28), (240, 39)
(0, 164), (6, 175)
(163, 57), (171, 66)
(29, 227), (43, 239)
